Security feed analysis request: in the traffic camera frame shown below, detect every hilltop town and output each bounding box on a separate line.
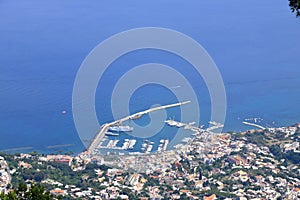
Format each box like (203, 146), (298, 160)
(0, 122), (300, 199)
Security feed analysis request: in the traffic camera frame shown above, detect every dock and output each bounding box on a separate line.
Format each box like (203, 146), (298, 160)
(88, 101), (191, 154)
(242, 121), (265, 130)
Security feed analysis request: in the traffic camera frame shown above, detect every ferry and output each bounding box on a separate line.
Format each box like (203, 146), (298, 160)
(109, 126), (133, 132)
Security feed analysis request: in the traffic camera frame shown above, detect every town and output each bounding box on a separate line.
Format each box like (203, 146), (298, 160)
(0, 122), (300, 199)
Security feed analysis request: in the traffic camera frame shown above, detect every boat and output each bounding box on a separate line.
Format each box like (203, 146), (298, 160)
(122, 140), (130, 150)
(176, 123), (185, 128)
(113, 140), (119, 147)
(109, 126), (133, 132)
(162, 140), (169, 151)
(157, 146), (162, 152)
(105, 132), (119, 136)
(146, 144), (153, 153)
(165, 120), (177, 126)
(128, 140), (136, 149)
(142, 143), (147, 148)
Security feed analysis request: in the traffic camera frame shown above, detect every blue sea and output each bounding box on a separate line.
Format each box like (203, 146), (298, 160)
(0, 0), (299, 153)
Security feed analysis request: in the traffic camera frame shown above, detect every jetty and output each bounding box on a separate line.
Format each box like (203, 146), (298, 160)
(242, 121), (265, 130)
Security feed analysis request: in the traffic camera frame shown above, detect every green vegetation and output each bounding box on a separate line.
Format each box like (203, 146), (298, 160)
(0, 182), (54, 200)
(270, 144), (300, 164)
(0, 124), (299, 199)
(289, 0), (300, 17)
(0, 153), (110, 193)
(244, 131), (267, 146)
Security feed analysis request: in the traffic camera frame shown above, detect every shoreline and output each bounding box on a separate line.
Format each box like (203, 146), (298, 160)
(1, 120), (299, 155)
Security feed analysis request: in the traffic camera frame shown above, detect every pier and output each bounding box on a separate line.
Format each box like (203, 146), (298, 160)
(88, 101), (191, 154)
(242, 121), (265, 130)
(165, 119), (223, 133)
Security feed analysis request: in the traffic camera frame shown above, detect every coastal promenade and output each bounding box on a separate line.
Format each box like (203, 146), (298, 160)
(88, 101), (191, 154)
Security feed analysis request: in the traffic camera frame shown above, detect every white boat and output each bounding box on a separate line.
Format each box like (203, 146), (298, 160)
(142, 143), (147, 148)
(109, 126), (133, 132)
(105, 132), (119, 136)
(163, 140), (169, 151)
(122, 141), (130, 150)
(157, 146), (162, 152)
(128, 140), (136, 149)
(146, 144), (153, 153)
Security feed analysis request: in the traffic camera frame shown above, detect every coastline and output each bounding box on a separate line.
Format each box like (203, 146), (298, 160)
(1, 120), (299, 156)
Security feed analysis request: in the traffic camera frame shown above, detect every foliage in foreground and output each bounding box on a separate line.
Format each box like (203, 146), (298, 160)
(0, 182), (55, 200)
(289, 0), (300, 17)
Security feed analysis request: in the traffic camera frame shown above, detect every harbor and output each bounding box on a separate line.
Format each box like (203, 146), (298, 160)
(87, 101), (191, 155)
(88, 109), (225, 156)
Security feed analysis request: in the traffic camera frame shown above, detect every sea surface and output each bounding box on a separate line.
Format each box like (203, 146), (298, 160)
(0, 1), (299, 153)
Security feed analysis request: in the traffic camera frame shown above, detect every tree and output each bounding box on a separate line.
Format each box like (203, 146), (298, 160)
(0, 182), (53, 200)
(289, 0), (300, 17)
(269, 145), (281, 157)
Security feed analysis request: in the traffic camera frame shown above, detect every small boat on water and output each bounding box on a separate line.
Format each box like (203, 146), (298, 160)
(128, 140), (136, 149)
(105, 132), (119, 136)
(146, 144), (153, 153)
(109, 126), (133, 132)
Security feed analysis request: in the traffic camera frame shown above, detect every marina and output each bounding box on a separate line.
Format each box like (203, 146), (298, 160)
(93, 117), (224, 155)
(87, 101), (225, 156)
(87, 101), (191, 155)
(95, 118), (221, 155)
